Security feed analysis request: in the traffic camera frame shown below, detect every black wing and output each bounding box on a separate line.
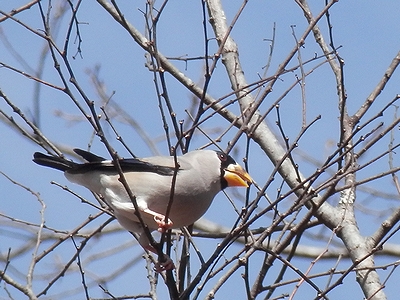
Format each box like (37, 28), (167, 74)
(33, 149), (175, 176)
(66, 157), (177, 176)
(74, 148), (106, 162)
(74, 148), (177, 175)
(34, 149), (178, 176)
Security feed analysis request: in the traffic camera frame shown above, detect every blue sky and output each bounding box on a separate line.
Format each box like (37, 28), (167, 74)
(1, 1), (400, 299)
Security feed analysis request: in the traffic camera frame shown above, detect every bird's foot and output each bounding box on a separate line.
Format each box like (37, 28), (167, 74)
(153, 214), (173, 232)
(154, 255), (175, 272)
(144, 245), (175, 272)
(142, 208), (173, 232)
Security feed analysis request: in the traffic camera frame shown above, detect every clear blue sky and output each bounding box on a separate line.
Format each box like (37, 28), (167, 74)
(1, 1), (400, 299)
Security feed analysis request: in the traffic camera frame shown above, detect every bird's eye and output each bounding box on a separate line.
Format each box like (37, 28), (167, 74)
(218, 152), (227, 162)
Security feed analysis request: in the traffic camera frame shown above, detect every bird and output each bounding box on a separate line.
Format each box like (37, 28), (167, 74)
(33, 148), (252, 270)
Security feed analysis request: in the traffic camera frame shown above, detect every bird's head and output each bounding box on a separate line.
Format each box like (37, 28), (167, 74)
(216, 151), (252, 189)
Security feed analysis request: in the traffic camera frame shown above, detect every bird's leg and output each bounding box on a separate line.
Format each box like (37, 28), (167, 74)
(142, 208), (173, 232)
(136, 218), (174, 272)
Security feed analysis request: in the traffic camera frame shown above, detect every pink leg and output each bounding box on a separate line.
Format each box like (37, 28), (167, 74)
(142, 208), (173, 232)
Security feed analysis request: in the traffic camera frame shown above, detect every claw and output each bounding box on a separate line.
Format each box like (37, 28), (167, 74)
(154, 256), (175, 272)
(153, 214), (173, 232)
(142, 208), (173, 231)
(144, 245), (175, 273)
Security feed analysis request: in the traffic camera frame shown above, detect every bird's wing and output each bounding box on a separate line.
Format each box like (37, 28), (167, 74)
(119, 158), (177, 175)
(69, 148), (179, 176)
(74, 148), (106, 162)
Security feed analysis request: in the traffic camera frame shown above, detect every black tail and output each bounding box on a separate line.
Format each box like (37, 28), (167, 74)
(33, 152), (76, 172)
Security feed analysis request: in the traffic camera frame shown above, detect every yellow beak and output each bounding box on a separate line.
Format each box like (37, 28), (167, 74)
(224, 164), (252, 187)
